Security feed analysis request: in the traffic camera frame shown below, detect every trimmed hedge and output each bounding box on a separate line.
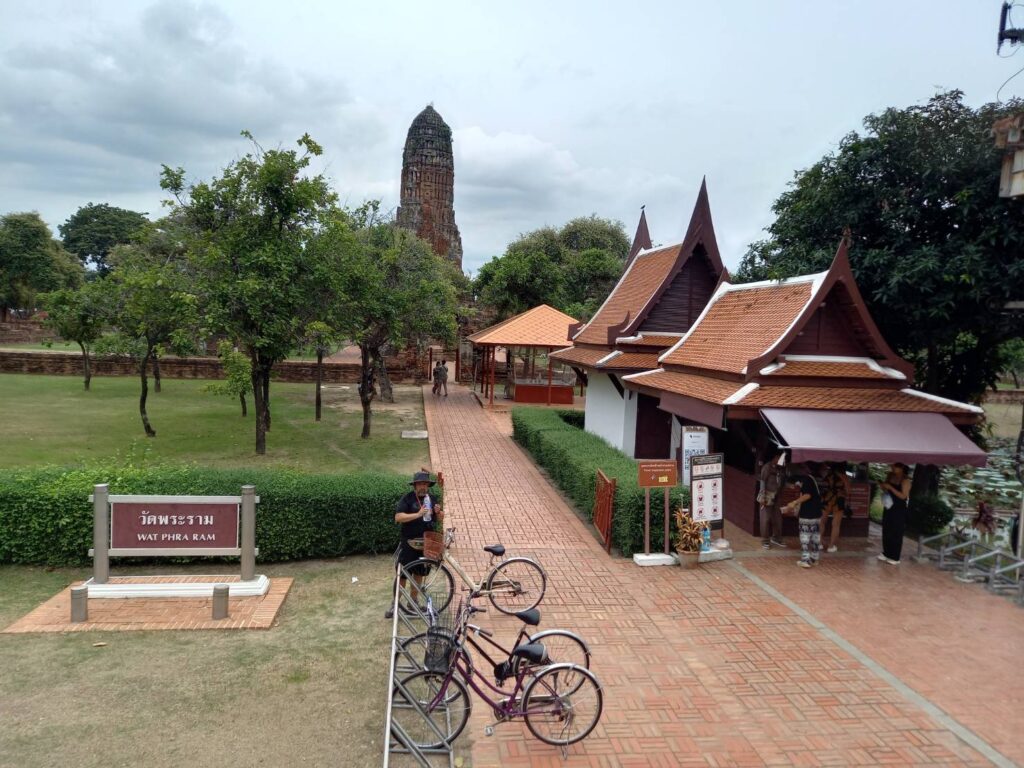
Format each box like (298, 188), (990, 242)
(511, 407), (689, 557)
(0, 464), (416, 566)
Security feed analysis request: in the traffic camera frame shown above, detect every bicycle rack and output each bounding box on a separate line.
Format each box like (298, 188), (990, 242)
(383, 563), (458, 768)
(917, 531), (1024, 606)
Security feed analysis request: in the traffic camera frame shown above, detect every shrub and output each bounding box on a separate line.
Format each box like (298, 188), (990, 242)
(511, 407), (689, 557)
(0, 464), (416, 566)
(556, 409), (585, 429)
(908, 493), (954, 536)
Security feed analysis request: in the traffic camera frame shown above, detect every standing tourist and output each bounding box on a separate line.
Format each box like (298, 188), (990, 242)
(385, 471), (442, 618)
(757, 451), (787, 550)
(439, 359), (449, 397)
(431, 361), (444, 396)
(878, 463), (912, 565)
(782, 465), (823, 568)
(819, 462), (850, 553)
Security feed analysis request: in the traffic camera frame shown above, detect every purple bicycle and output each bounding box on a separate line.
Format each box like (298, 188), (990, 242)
(392, 601), (603, 749)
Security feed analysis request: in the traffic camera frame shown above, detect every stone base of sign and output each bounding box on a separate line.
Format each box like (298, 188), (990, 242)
(698, 548), (734, 563)
(400, 430), (429, 439)
(83, 574), (271, 598)
(632, 553), (677, 567)
(2, 576), (292, 633)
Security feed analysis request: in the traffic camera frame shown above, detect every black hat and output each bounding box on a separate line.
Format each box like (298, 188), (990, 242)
(409, 471), (436, 486)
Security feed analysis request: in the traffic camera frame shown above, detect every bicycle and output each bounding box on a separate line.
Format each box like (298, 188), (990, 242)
(398, 601), (592, 689)
(392, 600), (603, 749)
(407, 526), (547, 615)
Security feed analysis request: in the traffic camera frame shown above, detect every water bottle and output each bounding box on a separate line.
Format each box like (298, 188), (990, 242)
(701, 527), (712, 552)
(422, 494), (433, 522)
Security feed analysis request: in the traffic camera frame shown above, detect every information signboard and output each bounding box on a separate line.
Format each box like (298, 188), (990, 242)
(690, 453), (724, 524)
(111, 501), (240, 550)
(681, 426), (709, 484)
(637, 460), (678, 488)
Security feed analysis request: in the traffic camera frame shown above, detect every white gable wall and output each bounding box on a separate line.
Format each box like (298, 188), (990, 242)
(585, 373), (626, 453)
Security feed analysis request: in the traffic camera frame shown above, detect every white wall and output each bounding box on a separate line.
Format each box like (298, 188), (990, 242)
(622, 389), (638, 458)
(585, 373), (626, 452)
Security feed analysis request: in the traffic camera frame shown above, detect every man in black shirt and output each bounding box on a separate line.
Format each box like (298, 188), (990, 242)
(782, 465), (823, 568)
(385, 470), (442, 619)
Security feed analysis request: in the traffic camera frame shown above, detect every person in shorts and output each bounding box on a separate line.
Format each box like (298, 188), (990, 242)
(385, 470), (442, 618)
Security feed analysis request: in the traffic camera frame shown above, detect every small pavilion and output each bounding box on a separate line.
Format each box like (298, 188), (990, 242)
(467, 304), (579, 406)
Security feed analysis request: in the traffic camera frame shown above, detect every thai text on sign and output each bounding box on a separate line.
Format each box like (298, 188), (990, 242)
(111, 502), (240, 549)
(637, 460), (678, 488)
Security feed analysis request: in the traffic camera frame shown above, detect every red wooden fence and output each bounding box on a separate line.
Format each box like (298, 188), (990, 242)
(594, 470), (616, 554)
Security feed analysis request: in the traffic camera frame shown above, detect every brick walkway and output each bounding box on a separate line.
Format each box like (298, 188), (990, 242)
(423, 385), (1022, 767)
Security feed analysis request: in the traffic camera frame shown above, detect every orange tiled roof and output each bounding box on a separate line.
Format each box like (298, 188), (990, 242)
(661, 280), (815, 374)
(468, 304), (578, 347)
(766, 360), (892, 380)
(625, 369), (743, 404)
(598, 352), (662, 371)
(574, 245), (681, 345)
(737, 387), (977, 414)
(549, 345), (612, 367)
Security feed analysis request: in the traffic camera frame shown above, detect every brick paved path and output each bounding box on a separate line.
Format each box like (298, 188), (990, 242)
(423, 385), (1022, 767)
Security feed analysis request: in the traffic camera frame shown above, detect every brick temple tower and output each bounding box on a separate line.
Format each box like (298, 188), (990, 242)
(396, 105), (464, 269)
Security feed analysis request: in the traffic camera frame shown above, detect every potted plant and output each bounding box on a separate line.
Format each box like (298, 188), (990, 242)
(673, 507), (707, 569)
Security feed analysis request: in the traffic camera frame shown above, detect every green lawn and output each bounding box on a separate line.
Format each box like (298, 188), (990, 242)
(0, 374), (428, 474)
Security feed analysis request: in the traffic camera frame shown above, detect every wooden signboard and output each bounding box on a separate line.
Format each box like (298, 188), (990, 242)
(638, 460), (678, 488)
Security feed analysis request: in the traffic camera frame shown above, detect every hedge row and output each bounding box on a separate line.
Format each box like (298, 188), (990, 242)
(0, 464), (416, 566)
(512, 408), (689, 557)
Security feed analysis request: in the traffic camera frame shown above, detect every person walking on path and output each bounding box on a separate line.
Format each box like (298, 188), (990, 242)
(385, 470), (443, 618)
(819, 462), (850, 553)
(439, 359), (449, 397)
(431, 361), (444, 396)
(782, 465), (823, 568)
(878, 463), (912, 565)
(757, 451), (787, 550)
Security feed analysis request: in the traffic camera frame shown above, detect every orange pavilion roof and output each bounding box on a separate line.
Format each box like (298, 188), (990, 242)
(468, 304), (578, 348)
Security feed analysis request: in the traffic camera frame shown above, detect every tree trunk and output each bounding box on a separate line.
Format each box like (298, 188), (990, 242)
(139, 351), (156, 437)
(358, 343), (375, 439)
(79, 342), (91, 391)
(910, 463), (940, 500)
(315, 350), (323, 421)
(374, 349), (394, 403)
(251, 358), (269, 454)
(1013, 371), (1020, 389)
(239, 392), (247, 417)
(152, 353), (161, 393)
(263, 369), (271, 431)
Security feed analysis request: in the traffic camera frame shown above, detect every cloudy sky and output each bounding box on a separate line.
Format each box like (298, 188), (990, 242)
(0, 1), (1018, 274)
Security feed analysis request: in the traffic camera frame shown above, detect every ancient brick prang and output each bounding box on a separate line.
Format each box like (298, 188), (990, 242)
(396, 105), (463, 269)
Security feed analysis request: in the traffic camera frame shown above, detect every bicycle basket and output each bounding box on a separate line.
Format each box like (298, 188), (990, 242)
(422, 530), (446, 562)
(423, 599), (458, 673)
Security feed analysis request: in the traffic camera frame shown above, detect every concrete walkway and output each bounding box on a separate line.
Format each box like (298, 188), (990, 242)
(423, 385), (1023, 767)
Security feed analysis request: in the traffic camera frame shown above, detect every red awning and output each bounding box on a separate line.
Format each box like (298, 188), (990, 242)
(761, 408), (987, 467)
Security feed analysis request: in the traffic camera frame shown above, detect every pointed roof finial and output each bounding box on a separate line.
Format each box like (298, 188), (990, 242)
(626, 206), (653, 265)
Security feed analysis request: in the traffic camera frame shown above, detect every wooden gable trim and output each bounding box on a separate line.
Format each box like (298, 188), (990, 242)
(620, 179), (727, 338)
(744, 237), (914, 381)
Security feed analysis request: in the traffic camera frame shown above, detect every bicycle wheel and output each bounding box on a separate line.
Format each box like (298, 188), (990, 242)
(391, 670), (471, 750)
(522, 663), (603, 746)
(485, 557), (546, 614)
(526, 629), (590, 677)
(402, 558), (454, 614)
(398, 631), (472, 674)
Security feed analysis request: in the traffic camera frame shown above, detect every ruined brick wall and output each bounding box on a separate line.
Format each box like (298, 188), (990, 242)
(0, 352), (426, 384)
(0, 319), (55, 344)
(396, 105), (464, 269)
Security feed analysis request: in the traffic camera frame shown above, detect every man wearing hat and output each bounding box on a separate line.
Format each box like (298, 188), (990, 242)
(385, 470), (443, 619)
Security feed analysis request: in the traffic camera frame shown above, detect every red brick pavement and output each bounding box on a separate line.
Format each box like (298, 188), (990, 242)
(423, 385), (1013, 767)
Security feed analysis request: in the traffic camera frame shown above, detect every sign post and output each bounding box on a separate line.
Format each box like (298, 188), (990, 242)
(634, 460), (678, 567)
(687, 453), (733, 563)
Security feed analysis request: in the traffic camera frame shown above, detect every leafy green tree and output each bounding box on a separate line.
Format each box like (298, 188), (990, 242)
(475, 216), (628, 319)
(40, 282), (108, 390)
(59, 203), (149, 275)
(161, 132), (338, 454)
(335, 216), (458, 438)
(0, 212), (83, 320)
(736, 90), (1024, 496)
(203, 340), (253, 417)
(999, 338), (1024, 389)
(98, 254), (197, 437)
(301, 320), (342, 421)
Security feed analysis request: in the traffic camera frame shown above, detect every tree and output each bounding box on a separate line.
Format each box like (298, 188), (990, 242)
(301, 320), (342, 421)
(98, 255), (197, 437)
(40, 282), (108, 390)
(161, 132), (339, 454)
(998, 338), (1024, 389)
(203, 340), (253, 417)
(736, 90), (1024, 496)
(59, 203), (148, 275)
(0, 212), (82, 320)
(335, 216), (458, 438)
(474, 216), (628, 320)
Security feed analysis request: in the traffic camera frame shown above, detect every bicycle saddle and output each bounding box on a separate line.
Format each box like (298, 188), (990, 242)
(510, 642), (547, 665)
(515, 608), (541, 626)
(483, 544), (506, 557)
